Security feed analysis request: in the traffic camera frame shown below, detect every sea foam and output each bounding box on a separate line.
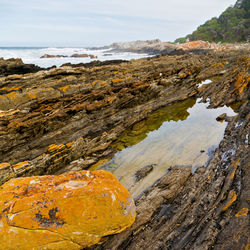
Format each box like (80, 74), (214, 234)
(0, 47), (149, 68)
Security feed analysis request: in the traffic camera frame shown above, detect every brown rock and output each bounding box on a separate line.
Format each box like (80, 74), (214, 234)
(40, 54), (68, 58)
(135, 164), (155, 181)
(0, 58), (42, 76)
(71, 54), (97, 59)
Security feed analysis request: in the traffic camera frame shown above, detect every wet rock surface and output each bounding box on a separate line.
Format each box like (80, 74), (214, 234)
(40, 53), (98, 59)
(0, 48), (249, 249)
(40, 54), (68, 58)
(90, 103), (249, 250)
(134, 164), (155, 182)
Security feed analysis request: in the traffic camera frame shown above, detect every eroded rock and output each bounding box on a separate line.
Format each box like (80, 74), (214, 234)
(0, 57), (42, 76)
(0, 170), (136, 249)
(40, 54), (68, 58)
(71, 54), (97, 59)
(135, 164), (155, 181)
(0, 48), (249, 250)
(91, 104), (249, 250)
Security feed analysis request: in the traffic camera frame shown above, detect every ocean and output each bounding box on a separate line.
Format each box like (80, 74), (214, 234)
(0, 47), (149, 68)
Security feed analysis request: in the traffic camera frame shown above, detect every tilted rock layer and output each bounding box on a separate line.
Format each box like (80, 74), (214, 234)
(0, 170), (136, 249)
(0, 48), (249, 249)
(0, 50), (249, 187)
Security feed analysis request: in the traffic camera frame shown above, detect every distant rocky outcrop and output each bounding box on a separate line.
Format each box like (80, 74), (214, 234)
(110, 39), (162, 50)
(107, 39), (178, 55)
(40, 53), (98, 59)
(0, 57), (42, 76)
(40, 54), (68, 58)
(71, 53), (97, 59)
(94, 38), (248, 56)
(175, 0), (250, 43)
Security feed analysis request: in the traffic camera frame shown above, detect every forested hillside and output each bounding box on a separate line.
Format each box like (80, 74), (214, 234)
(175, 0), (249, 43)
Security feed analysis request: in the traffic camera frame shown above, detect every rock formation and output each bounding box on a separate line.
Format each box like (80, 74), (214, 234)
(71, 54), (97, 59)
(0, 57), (42, 76)
(40, 54), (98, 59)
(93, 38), (248, 56)
(0, 170), (135, 249)
(40, 54), (68, 58)
(0, 46), (249, 249)
(107, 39), (178, 55)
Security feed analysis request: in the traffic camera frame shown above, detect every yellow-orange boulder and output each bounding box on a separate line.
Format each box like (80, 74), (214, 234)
(181, 40), (211, 50)
(0, 170), (136, 249)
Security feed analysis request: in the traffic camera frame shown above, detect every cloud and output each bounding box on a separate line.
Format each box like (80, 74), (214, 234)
(0, 0), (237, 46)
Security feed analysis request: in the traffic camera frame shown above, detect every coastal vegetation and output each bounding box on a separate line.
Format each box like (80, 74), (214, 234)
(175, 0), (250, 43)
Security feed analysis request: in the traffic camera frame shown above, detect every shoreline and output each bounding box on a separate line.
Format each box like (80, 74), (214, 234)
(0, 48), (249, 249)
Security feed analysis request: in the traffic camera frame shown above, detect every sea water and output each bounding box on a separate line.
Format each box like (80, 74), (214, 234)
(0, 47), (149, 68)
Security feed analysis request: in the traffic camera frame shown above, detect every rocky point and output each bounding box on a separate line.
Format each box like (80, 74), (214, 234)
(0, 46), (249, 249)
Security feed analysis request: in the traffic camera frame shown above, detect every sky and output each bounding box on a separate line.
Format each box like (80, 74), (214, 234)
(0, 0), (236, 47)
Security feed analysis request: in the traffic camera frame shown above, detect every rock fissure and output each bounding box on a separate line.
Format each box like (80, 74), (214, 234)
(8, 223), (67, 236)
(8, 223), (84, 248)
(29, 239), (81, 249)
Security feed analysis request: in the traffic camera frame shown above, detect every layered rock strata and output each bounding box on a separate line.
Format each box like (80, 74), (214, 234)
(0, 48), (249, 249)
(90, 103), (249, 250)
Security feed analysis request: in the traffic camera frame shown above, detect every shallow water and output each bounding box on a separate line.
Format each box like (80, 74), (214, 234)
(94, 98), (236, 198)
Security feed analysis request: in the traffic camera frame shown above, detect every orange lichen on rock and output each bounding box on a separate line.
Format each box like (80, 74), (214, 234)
(0, 170), (136, 249)
(181, 40), (210, 50)
(233, 72), (250, 95)
(123, 69), (132, 74)
(92, 80), (107, 87)
(107, 96), (117, 104)
(66, 141), (74, 148)
(59, 85), (70, 93)
(5, 91), (20, 100)
(0, 162), (10, 170)
(47, 144), (66, 153)
(12, 161), (29, 170)
(210, 62), (225, 68)
(235, 208), (249, 217)
(27, 92), (37, 99)
(1, 86), (22, 92)
(86, 101), (105, 112)
(222, 190), (237, 211)
(229, 158), (240, 179)
(112, 79), (124, 84)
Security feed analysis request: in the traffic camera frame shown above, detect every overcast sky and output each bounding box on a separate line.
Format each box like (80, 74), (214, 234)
(0, 0), (236, 47)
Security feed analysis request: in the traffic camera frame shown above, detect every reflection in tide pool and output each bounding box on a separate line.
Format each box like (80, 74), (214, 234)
(198, 79), (212, 88)
(95, 98), (236, 198)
